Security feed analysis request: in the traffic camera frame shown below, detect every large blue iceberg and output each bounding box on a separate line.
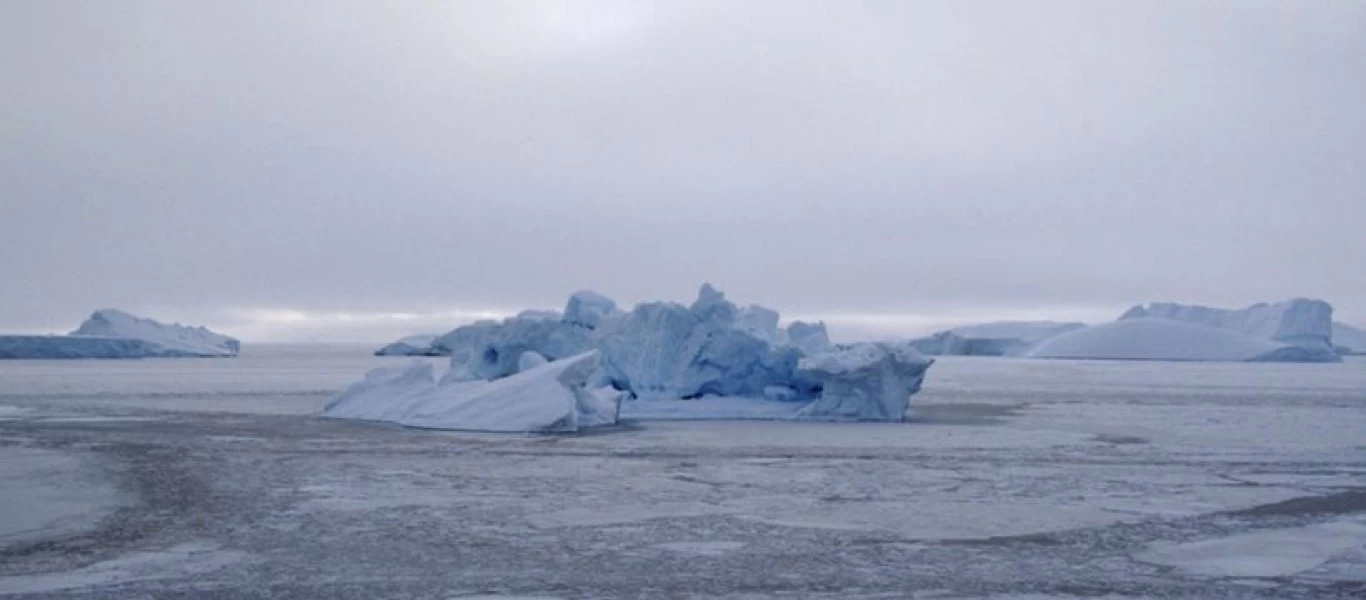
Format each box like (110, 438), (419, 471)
(332, 285), (934, 430)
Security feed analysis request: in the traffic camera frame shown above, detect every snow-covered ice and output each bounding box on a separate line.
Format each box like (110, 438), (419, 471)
(318, 360), (438, 423)
(323, 351), (620, 433)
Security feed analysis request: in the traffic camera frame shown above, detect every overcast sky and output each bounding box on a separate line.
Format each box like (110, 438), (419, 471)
(2, 1), (1364, 342)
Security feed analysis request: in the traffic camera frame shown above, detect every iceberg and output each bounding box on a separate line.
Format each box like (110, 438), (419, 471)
(796, 343), (933, 421)
(599, 285), (815, 401)
(0, 335), (169, 359)
(785, 321), (831, 356)
(1332, 322), (1366, 355)
(446, 318), (595, 382)
(1024, 318), (1329, 362)
(563, 290), (619, 329)
(327, 284), (935, 428)
(374, 334), (442, 356)
(0, 310), (239, 359)
(319, 361), (439, 422)
(1120, 299), (1337, 360)
(323, 351), (620, 433)
(909, 321), (1085, 357)
(72, 309), (239, 357)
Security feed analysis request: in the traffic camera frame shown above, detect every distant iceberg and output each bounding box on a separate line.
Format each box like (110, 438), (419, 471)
(0, 309), (239, 359)
(326, 284), (934, 431)
(1120, 299), (1337, 358)
(1025, 318), (1328, 362)
(1332, 322), (1366, 356)
(374, 334), (443, 356)
(909, 321), (1085, 357)
(1027, 299), (1343, 363)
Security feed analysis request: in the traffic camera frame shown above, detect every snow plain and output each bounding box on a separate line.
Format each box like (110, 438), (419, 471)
(1, 345), (1363, 598)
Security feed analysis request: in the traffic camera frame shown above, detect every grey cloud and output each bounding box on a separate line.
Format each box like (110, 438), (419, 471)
(2, 0), (1363, 341)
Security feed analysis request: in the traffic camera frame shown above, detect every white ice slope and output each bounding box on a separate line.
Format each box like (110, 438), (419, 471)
(324, 351), (621, 433)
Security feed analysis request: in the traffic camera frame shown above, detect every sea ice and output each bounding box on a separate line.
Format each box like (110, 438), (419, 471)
(1135, 518), (1366, 578)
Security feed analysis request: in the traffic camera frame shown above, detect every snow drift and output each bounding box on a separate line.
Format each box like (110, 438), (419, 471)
(0, 310), (239, 359)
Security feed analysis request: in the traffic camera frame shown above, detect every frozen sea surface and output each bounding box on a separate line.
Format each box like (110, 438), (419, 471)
(0, 346), (1364, 598)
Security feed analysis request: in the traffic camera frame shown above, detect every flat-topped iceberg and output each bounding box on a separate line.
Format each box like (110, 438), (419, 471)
(1026, 317), (1333, 362)
(0, 310), (239, 359)
(0, 335), (170, 360)
(1121, 299), (1336, 359)
(327, 284), (933, 430)
(323, 351), (620, 433)
(1020, 298), (1343, 363)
